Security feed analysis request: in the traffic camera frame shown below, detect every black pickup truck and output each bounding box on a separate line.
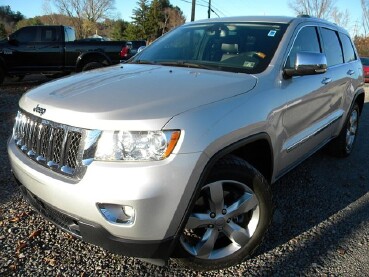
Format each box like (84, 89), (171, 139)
(0, 25), (133, 84)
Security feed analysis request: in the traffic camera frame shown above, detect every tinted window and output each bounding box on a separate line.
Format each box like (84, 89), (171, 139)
(286, 26), (321, 68)
(361, 57), (369, 66)
(339, 33), (356, 63)
(41, 27), (57, 42)
(321, 28), (343, 66)
(13, 27), (37, 43)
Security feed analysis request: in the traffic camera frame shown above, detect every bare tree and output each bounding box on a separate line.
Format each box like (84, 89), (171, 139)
(84, 0), (115, 22)
(331, 7), (350, 29)
(52, 0), (115, 38)
(161, 7), (185, 35)
(42, 0), (57, 24)
(288, 0), (334, 19)
(362, 0), (369, 36)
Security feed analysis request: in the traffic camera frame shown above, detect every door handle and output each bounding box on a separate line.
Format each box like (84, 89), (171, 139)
(347, 69), (355, 76)
(322, 77), (332, 85)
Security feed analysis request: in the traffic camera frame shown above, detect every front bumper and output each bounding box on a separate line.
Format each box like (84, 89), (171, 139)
(15, 181), (175, 258)
(8, 138), (203, 258)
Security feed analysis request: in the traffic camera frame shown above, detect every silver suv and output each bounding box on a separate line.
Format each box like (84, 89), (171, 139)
(7, 16), (364, 270)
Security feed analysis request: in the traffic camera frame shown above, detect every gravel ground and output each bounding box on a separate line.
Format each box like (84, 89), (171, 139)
(1, 76), (368, 276)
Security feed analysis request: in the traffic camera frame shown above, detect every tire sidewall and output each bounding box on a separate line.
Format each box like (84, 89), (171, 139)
(344, 103), (360, 155)
(177, 157), (273, 270)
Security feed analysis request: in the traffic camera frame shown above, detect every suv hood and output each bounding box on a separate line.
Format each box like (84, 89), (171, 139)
(20, 64), (257, 130)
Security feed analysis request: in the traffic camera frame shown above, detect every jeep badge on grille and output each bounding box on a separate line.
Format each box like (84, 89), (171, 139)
(33, 104), (46, 116)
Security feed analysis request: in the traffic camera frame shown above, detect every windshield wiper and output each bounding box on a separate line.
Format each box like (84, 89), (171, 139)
(156, 61), (213, 70)
(131, 60), (157, 65)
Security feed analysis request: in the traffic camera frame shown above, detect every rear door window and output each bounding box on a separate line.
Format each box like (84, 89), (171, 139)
(320, 28), (344, 67)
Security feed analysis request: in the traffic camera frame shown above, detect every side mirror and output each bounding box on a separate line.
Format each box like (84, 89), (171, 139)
(284, 52), (327, 78)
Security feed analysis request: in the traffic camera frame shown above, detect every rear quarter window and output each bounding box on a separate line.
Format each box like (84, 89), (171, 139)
(339, 33), (357, 63)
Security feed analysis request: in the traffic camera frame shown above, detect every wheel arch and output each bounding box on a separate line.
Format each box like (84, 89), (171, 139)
(76, 52), (111, 72)
(198, 133), (274, 184)
(354, 88), (365, 115)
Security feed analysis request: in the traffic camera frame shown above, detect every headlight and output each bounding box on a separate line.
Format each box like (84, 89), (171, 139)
(95, 130), (180, 161)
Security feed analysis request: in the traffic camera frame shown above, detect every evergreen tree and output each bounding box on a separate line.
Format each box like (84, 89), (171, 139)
(128, 0), (185, 41)
(131, 0), (151, 39)
(110, 19), (129, 40)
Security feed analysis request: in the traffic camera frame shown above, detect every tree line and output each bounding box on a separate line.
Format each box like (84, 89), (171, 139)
(0, 0), (185, 42)
(1, 0), (369, 56)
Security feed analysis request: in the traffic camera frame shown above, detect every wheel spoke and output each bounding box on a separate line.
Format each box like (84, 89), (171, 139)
(227, 192), (258, 218)
(208, 181), (224, 214)
(186, 213), (213, 229)
(346, 114), (357, 149)
(195, 228), (219, 258)
(348, 111), (358, 135)
(223, 221), (251, 247)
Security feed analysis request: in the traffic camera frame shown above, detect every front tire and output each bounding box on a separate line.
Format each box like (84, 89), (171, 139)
(175, 155), (272, 271)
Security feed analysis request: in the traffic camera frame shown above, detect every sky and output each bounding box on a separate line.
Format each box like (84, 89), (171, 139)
(1, 0), (364, 35)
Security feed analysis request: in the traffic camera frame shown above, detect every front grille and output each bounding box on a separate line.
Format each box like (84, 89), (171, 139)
(12, 110), (99, 179)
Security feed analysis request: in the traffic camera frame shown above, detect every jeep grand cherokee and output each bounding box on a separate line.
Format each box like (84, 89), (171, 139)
(7, 16), (364, 270)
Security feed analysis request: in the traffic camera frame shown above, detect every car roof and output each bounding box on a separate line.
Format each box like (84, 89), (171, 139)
(191, 16), (295, 24)
(186, 15), (348, 35)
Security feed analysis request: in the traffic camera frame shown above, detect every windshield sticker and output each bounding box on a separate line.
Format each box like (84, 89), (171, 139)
(243, 61), (255, 68)
(268, 30), (277, 37)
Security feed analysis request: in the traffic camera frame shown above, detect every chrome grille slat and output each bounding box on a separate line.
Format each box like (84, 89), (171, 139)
(13, 111), (85, 178)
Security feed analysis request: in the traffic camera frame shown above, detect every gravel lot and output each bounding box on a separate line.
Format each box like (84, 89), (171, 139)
(1, 76), (368, 276)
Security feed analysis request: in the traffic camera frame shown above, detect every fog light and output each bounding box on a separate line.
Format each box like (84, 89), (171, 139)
(97, 203), (135, 225)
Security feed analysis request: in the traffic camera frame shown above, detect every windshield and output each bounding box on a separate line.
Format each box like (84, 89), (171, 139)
(131, 22), (288, 74)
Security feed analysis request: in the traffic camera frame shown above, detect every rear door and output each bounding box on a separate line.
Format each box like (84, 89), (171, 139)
(317, 27), (354, 136)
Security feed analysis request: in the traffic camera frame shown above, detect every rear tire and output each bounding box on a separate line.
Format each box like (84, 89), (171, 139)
(82, 62), (103, 71)
(174, 155), (272, 271)
(328, 102), (359, 157)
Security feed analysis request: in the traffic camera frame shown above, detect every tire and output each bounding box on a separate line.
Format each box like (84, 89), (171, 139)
(328, 103), (360, 158)
(175, 155), (273, 271)
(82, 62), (103, 72)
